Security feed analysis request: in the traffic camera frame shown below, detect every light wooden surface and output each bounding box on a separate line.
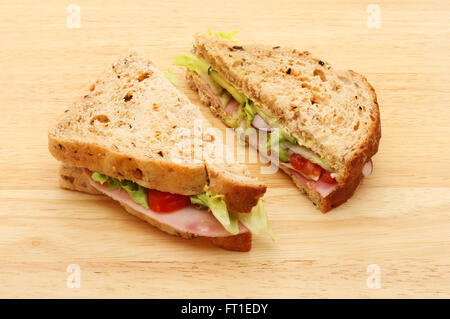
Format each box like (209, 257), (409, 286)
(0, 0), (449, 298)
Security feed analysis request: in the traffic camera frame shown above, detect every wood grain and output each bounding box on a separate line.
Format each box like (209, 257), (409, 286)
(0, 0), (449, 298)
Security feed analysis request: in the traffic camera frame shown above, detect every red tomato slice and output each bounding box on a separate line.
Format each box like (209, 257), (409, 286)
(320, 171), (335, 184)
(289, 153), (306, 168)
(147, 189), (190, 213)
(289, 154), (322, 179)
(304, 160), (322, 177)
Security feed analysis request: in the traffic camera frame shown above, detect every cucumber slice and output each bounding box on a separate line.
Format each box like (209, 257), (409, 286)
(255, 108), (297, 144)
(280, 163), (320, 181)
(277, 148), (291, 162)
(219, 91), (232, 107)
(224, 116), (238, 128)
(199, 73), (223, 95)
(266, 131), (290, 162)
(208, 69), (247, 105)
(281, 142), (331, 171)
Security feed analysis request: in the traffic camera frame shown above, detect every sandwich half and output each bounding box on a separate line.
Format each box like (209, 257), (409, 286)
(175, 34), (381, 213)
(48, 49), (273, 251)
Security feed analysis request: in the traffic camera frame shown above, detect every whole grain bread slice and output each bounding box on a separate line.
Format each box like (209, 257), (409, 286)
(186, 48), (379, 212)
(48, 49), (266, 213)
(58, 164), (251, 251)
(192, 34), (381, 188)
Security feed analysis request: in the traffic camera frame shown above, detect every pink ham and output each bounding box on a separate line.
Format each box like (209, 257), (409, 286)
(251, 114), (273, 133)
(203, 83), (222, 106)
(225, 99), (239, 116)
(289, 169), (338, 198)
(87, 175), (248, 238)
(362, 159), (373, 177)
(203, 82), (240, 117)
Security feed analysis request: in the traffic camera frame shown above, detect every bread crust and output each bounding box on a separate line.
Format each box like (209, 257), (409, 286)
(210, 231), (252, 252)
(343, 70), (381, 186)
(187, 71), (371, 212)
(58, 164), (252, 251)
(49, 135), (208, 195)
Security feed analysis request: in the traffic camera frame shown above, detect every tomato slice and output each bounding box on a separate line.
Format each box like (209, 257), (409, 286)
(147, 189), (190, 213)
(289, 154), (322, 179)
(320, 170), (335, 184)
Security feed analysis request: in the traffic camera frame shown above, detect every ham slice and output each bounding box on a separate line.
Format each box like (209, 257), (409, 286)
(87, 175), (248, 238)
(225, 99), (239, 116)
(289, 169), (338, 198)
(362, 159), (373, 177)
(251, 114), (273, 133)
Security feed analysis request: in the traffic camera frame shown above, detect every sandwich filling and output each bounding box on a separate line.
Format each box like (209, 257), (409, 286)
(174, 55), (339, 197)
(88, 171), (274, 238)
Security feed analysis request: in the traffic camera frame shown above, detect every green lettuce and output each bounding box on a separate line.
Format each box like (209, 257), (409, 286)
(208, 69), (247, 105)
(190, 190), (274, 239)
(243, 99), (257, 128)
(173, 54), (210, 74)
(207, 29), (239, 43)
(279, 142), (331, 171)
(91, 172), (149, 209)
(164, 69), (178, 87)
(190, 191), (239, 235)
(234, 200), (275, 240)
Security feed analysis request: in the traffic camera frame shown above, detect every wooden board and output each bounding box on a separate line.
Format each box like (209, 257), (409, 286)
(0, 0), (449, 298)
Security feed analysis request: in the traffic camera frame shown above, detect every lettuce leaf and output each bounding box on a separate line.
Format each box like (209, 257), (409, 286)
(208, 69), (247, 105)
(120, 180), (149, 210)
(91, 171), (109, 184)
(234, 200), (275, 241)
(243, 99), (257, 128)
(173, 54), (210, 74)
(164, 69), (178, 87)
(207, 29), (239, 43)
(91, 172), (149, 209)
(190, 190), (274, 238)
(190, 191), (239, 235)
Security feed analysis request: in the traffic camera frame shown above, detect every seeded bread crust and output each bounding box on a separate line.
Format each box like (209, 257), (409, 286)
(192, 34), (381, 188)
(58, 164), (252, 251)
(187, 71), (366, 212)
(206, 163), (266, 213)
(49, 49), (266, 213)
